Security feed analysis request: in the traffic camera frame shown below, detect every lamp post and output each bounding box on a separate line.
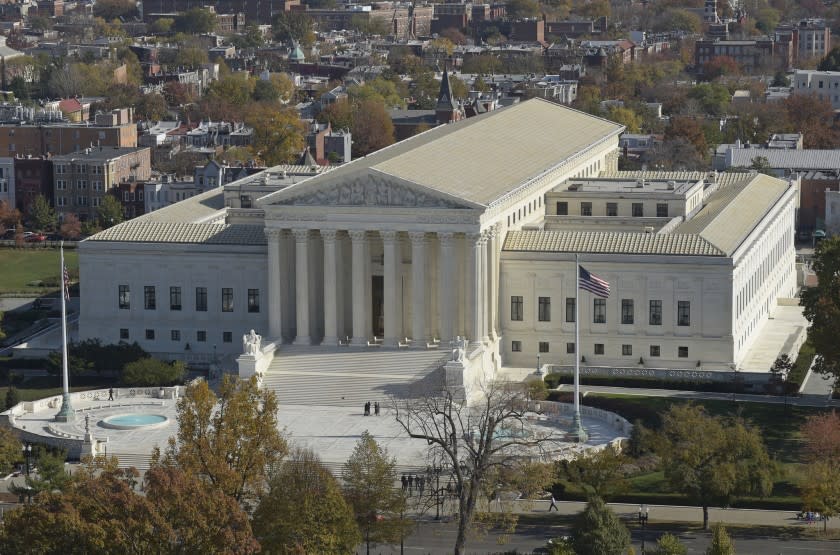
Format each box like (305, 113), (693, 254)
(638, 504), (649, 554)
(536, 353), (541, 375)
(21, 443), (32, 476)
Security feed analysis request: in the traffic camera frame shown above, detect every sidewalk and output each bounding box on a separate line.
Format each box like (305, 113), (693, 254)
(506, 499), (840, 529)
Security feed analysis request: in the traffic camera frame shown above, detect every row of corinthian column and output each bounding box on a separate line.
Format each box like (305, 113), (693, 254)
(264, 226), (500, 348)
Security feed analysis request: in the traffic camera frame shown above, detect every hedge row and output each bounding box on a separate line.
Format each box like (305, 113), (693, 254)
(543, 372), (766, 394)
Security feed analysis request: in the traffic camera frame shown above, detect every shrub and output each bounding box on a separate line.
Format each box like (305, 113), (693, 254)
(121, 358), (186, 387)
(4, 386), (19, 409)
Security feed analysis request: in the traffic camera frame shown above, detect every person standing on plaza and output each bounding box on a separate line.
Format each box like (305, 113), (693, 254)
(549, 495), (558, 511)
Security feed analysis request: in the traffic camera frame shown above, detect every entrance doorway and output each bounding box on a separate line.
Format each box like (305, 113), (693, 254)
(371, 275), (384, 337)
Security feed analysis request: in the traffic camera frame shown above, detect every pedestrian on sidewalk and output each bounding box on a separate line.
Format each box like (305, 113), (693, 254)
(108, 388), (114, 401)
(401, 475), (408, 491)
(364, 402), (370, 416)
(374, 401), (380, 416)
(408, 474), (414, 494)
(549, 495), (558, 511)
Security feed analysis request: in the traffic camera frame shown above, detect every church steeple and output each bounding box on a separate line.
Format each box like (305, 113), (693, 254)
(436, 67), (462, 125)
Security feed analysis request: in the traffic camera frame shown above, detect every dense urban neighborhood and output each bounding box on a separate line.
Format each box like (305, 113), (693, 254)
(0, 0), (839, 553)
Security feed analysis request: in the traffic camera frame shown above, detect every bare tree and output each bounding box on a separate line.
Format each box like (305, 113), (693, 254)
(392, 380), (556, 555)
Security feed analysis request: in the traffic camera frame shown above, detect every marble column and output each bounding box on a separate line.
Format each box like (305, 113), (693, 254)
(350, 230), (368, 346)
(437, 232), (456, 344)
(485, 227), (496, 342)
(487, 224), (501, 341)
(292, 229), (311, 345)
(382, 230), (400, 347)
(467, 232), (483, 343)
(410, 231), (427, 346)
(321, 230), (339, 346)
(265, 228), (283, 341)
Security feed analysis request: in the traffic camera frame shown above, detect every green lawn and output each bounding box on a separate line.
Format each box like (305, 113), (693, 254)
(0, 247), (78, 294)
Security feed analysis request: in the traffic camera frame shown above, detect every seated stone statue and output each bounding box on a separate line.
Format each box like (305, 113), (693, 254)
(242, 329), (262, 355)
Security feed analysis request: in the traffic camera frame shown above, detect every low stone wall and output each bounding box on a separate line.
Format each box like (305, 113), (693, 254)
(547, 364), (770, 384)
(539, 399), (632, 437)
(0, 386), (181, 460)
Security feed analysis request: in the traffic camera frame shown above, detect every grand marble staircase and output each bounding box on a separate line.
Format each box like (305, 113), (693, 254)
(261, 346), (450, 407)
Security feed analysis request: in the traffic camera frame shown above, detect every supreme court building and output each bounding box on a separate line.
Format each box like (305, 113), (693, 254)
(78, 99), (797, 384)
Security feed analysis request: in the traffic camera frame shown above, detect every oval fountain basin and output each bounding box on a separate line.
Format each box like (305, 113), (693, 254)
(100, 414), (169, 430)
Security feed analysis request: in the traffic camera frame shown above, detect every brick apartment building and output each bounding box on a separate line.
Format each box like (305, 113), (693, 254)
(52, 147), (151, 221)
(0, 109), (136, 158)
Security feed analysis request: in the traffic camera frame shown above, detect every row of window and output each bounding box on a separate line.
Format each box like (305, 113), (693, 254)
(56, 196), (99, 207)
(511, 340), (690, 358)
(556, 201), (669, 218)
(119, 285), (260, 313)
(122, 328), (232, 343)
(55, 180), (106, 191)
(510, 296), (690, 326)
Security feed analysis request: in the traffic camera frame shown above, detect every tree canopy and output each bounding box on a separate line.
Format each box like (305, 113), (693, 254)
(165, 375), (288, 510)
(655, 404), (774, 529)
(342, 431), (411, 553)
(253, 447), (360, 554)
(801, 236), (840, 381)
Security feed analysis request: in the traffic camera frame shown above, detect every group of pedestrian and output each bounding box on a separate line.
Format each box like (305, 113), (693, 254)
(401, 474), (425, 496)
(363, 401), (380, 416)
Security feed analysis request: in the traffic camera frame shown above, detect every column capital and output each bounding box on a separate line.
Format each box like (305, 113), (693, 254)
(264, 228), (283, 241)
(408, 231), (427, 244)
(483, 227), (497, 240)
(437, 231), (455, 247)
(321, 229), (338, 242)
(380, 230), (399, 243)
(348, 229), (368, 242)
(291, 228), (310, 242)
(465, 232), (481, 244)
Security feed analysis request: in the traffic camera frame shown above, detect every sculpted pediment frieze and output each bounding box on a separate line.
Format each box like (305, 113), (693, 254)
(272, 173), (474, 209)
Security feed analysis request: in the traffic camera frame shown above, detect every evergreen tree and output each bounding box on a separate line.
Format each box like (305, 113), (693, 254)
(570, 496), (631, 555)
(706, 523), (735, 555)
(28, 195), (56, 232)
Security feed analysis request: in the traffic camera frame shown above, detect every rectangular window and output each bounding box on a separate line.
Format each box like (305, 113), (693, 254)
(566, 342), (575, 353)
(539, 341), (549, 353)
(593, 298), (606, 324)
(594, 343), (605, 355)
(538, 296), (551, 322)
(144, 286), (156, 310)
(222, 288), (234, 312)
(511, 340), (522, 352)
(197, 330), (207, 342)
(145, 329), (155, 340)
(120, 328), (129, 340)
(621, 299), (634, 325)
(580, 202), (592, 216)
(622, 344), (633, 356)
(632, 203), (643, 217)
(171, 329), (180, 341)
(606, 202), (617, 216)
(556, 201), (568, 215)
(223, 331), (233, 343)
(650, 345), (660, 357)
(678, 346), (689, 358)
(678, 301), (691, 326)
(649, 300), (662, 326)
(248, 289), (260, 313)
(118, 284), (130, 309)
(565, 298), (575, 323)
(510, 296), (523, 321)
(195, 287), (207, 312)
(656, 203), (669, 217)
(170, 286), (182, 311)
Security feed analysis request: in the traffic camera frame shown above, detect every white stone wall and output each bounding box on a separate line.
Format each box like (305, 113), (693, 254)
(500, 255), (734, 370)
(79, 242), (269, 357)
(731, 184), (798, 364)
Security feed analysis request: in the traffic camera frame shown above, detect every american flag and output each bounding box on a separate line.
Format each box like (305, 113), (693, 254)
(579, 266), (610, 298)
(63, 264), (70, 300)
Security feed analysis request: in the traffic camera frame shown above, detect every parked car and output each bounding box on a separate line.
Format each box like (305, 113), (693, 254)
(24, 232), (46, 242)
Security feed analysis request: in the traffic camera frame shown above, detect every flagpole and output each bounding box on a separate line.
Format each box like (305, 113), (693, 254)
(572, 254), (587, 442)
(54, 241), (73, 422)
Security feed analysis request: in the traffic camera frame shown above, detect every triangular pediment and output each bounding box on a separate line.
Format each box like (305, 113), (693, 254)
(263, 169), (481, 209)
